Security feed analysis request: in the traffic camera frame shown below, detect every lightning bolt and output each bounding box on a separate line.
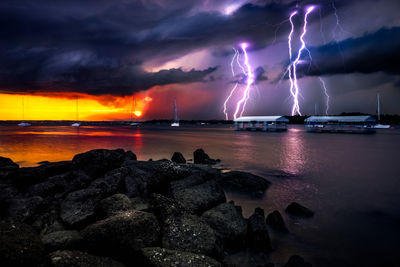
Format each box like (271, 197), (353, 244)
(223, 48), (240, 120)
(319, 77), (330, 115)
(288, 6), (315, 116)
(233, 43), (254, 120)
(287, 11), (298, 115)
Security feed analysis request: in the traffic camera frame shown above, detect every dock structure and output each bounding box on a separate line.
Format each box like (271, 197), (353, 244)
(305, 116), (376, 134)
(234, 116), (289, 132)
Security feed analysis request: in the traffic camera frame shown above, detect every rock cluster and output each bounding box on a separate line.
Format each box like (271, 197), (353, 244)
(0, 148), (313, 266)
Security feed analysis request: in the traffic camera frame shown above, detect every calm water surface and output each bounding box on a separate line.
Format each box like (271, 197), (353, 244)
(0, 125), (399, 266)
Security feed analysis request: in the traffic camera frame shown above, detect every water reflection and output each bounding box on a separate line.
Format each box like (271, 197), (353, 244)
(280, 127), (306, 175)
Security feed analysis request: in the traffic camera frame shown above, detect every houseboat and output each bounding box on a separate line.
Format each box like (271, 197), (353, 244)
(305, 116), (376, 134)
(234, 116), (289, 131)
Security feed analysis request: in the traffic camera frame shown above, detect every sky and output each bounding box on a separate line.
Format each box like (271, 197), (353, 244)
(0, 0), (399, 120)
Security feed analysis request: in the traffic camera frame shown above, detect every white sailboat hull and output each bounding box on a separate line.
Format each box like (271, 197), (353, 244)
(71, 123), (80, 127)
(373, 124), (390, 129)
(18, 122), (31, 127)
(171, 122), (180, 127)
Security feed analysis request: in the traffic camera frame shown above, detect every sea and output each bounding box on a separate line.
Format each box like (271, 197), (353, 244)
(0, 124), (399, 266)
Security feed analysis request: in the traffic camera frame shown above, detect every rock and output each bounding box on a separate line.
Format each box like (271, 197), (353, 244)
(101, 194), (133, 217)
(60, 188), (103, 227)
(171, 180), (226, 215)
(169, 173), (215, 194)
(193, 149), (217, 164)
(39, 161), (72, 178)
(283, 255), (312, 267)
(0, 184), (19, 217)
(201, 202), (247, 250)
(149, 194), (187, 221)
(0, 222), (45, 266)
(0, 156), (19, 182)
(285, 202), (314, 218)
(266, 210), (288, 232)
(247, 208), (272, 252)
(125, 150), (137, 161)
(6, 196), (44, 222)
(81, 210), (160, 261)
(72, 149), (129, 177)
(220, 171), (271, 198)
(142, 247), (222, 267)
(171, 152), (186, 164)
(131, 197), (150, 211)
(89, 167), (127, 196)
(44, 250), (125, 267)
(162, 213), (221, 257)
(222, 250), (275, 267)
(41, 230), (83, 251)
(123, 160), (191, 198)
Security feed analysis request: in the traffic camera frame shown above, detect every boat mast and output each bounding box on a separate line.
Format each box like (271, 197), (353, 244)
(377, 91), (381, 122)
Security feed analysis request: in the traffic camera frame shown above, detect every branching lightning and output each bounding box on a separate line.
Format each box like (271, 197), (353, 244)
(287, 6), (315, 116)
(223, 48), (240, 120)
(233, 43), (254, 120)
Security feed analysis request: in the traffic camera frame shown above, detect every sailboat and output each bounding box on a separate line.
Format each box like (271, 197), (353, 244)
(130, 97), (141, 126)
(18, 96), (31, 127)
(171, 98), (179, 127)
(71, 96), (80, 127)
(374, 92), (390, 129)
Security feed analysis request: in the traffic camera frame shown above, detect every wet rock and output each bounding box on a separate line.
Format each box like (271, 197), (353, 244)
(283, 255), (312, 267)
(266, 210), (288, 232)
(169, 172), (216, 194)
(101, 194), (133, 217)
(39, 161), (72, 178)
(0, 184), (19, 217)
(247, 208), (272, 252)
(41, 230), (83, 251)
(171, 180), (226, 215)
(60, 188), (103, 227)
(201, 202), (247, 250)
(285, 202), (314, 218)
(89, 167), (127, 196)
(220, 171), (271, 198)
(171, 152), (186, 164)
(44, 250), (125, 267)
(0, 222), (45, 266)
(142, 247), (222, 267)
(193, 148), (218, 165)
(7, 196), (44, 222)
(222, 250), (275, 267)
(131, 197), (150, 211)
(125, 150), (137, 161)
(81, 210), (160, 261)
(72, 149), (128, 177)
(162, 213), (221, 257)
(149, 194), (187, 221)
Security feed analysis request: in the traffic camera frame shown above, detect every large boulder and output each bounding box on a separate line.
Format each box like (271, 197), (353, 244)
(100, 194), (133, 217)
(81, 210), (160, 261)
(171, 152), (186, 164)
(220, 171), (271, 198)
(266, 210), (288, 232)
(89, 167), (128, 197)
(142, 247), (222, 267)
(149, 194), (187, 221)
(201, 202), (247, 250)
(193, 149), (218, 165)
(285, 202), (314, 218)
(0, 156), (19, 181)
(0, 222), (45, 266)
(162, 213), (221, 257)
(171, 180), (226, 215)
(0, 184), (19, 217)
(41, 230), (83, 251)
(44, 250), (125, 267)
(123, 160), (192, 198)
(247, 208), (272, 252)
(72, 149), (132, 177)
(60, 188), (103, 227)
(284, 255), (312, 267)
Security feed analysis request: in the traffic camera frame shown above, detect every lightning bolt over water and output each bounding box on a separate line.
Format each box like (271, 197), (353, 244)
(289, 6), (315, 116)
(287, 11), (298, 115)
(319, 77), (330, 115)
(223, 48), (240, 120)
(233, 43), (254, 120)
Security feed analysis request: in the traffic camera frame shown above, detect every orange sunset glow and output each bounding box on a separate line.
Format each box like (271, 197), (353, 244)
(0, 93), (152, 121)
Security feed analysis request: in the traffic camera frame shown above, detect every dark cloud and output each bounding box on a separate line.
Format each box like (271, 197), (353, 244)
(297, 27), (400, 76)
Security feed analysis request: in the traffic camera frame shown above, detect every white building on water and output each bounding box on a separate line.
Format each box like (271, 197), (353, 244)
(305, 116), (376, 134)
(234, 116), (289, 131)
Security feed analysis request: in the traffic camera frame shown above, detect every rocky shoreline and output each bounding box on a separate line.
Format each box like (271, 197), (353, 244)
(0, 148), (313, 267)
